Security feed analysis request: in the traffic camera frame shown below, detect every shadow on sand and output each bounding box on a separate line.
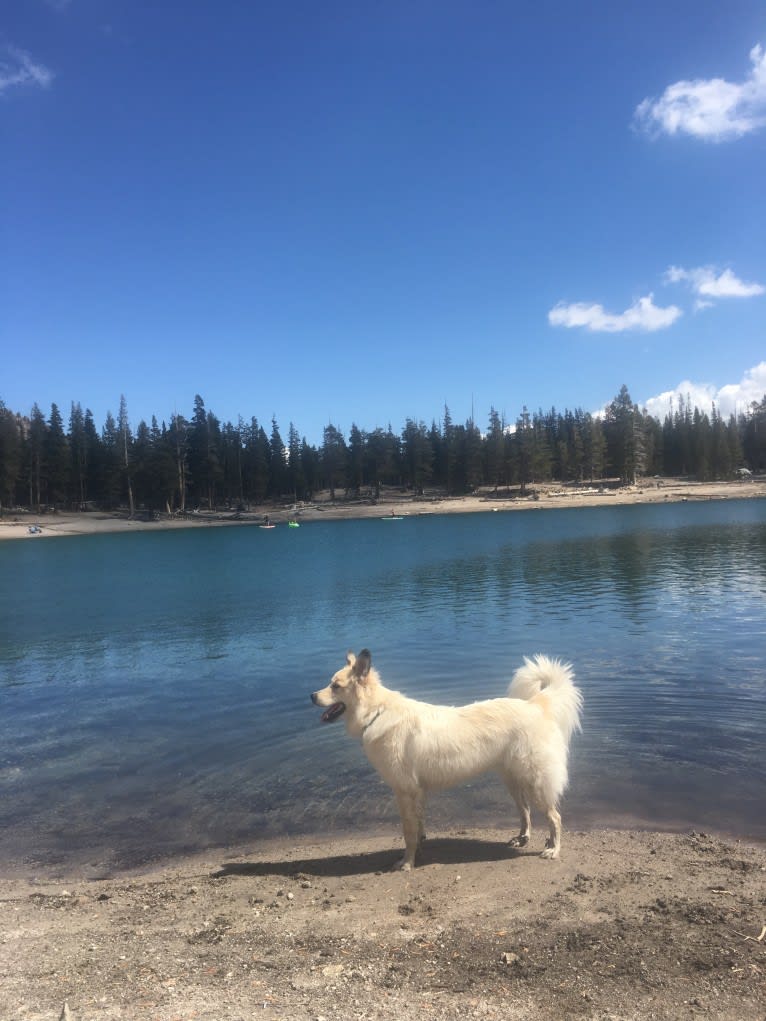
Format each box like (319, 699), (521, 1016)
(211, 834), (534, 879)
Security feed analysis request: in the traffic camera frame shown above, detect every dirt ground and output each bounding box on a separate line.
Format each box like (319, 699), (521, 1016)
(2, 827), (764, 1021)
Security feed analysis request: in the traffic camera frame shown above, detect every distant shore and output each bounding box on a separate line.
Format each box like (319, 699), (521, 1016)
(1, 477), (764, 542)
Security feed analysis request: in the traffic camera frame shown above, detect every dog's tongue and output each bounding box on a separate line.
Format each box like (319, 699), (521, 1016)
(321, 702), (346, 723)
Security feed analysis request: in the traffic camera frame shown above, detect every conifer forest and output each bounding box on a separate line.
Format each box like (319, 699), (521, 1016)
(0, 385), (764, 514)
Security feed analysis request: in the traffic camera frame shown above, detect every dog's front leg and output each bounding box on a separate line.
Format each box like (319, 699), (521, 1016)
(393, 790), (422, 871)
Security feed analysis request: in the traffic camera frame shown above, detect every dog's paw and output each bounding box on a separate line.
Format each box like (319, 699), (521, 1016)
(540, 846), (560, 860)
(508, 835), (529, 848)
(392, 857), (414, 872)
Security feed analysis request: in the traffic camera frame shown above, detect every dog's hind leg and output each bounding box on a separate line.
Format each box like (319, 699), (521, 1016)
(416, 790), (427, 848)
(393, 790), (423, 871)
(540, 805), (562, 859)
(508, 800), (531, 849)
(505, 783), (532, 849)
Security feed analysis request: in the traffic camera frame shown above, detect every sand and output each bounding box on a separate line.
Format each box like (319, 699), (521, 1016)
(1, 827), (764, 1020)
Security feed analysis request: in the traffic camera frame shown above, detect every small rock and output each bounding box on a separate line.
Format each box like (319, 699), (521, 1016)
(501, 951), (521, 965)
(321, 963), (344, 978)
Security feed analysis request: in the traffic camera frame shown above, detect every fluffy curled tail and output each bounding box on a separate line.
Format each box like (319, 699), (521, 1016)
(508, 654), (583, 744)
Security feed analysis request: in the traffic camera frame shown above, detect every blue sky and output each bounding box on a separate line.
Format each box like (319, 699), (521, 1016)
(2, 1), (765, 444)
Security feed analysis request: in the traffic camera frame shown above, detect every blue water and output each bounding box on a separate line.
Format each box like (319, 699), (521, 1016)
(1, 499), (765, 874)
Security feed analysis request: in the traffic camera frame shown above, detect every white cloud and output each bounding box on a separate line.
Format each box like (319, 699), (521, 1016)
(634, 43), (766, 141)
(666, 265), (765, 299)
(548, 294), (682, 333)
(0, 46), (54, 95)
(643, 362), (766, 420)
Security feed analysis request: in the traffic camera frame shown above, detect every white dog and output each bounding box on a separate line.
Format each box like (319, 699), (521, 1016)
(311, 649), (582, 870)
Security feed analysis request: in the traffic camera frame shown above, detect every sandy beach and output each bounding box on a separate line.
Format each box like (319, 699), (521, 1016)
(1, 827), (764, 1020)
(1, 478), (764, 542)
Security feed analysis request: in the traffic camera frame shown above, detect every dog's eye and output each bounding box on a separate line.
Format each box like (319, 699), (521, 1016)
(331, 681), (341, 691)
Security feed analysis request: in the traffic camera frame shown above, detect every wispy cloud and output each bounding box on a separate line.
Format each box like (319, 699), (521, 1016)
(643, 362), (766, 420)
(548, 294), (682, 333)
(0, 45), (54, 95)
(634, 43), (766, 141)
(665, 265), (765, 300)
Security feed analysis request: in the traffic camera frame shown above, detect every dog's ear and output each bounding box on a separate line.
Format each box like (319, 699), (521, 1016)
(346, 650), (356, 667)
(354, 648), (372, 681)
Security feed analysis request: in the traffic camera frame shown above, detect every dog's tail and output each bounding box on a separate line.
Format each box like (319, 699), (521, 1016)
(508, 655), (583, 744)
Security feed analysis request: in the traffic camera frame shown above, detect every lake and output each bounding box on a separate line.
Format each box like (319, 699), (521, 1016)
(1, 498), (764, 874)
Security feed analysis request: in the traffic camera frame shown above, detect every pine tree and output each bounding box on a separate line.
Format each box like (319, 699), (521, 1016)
(131, 420), (152, 509)
(69, 403), (88, 508)
(300, 438), (320, 501)
(244, 419), (270, 505)
(516, 406), (533, 495)
(485, 407), (505, 490)
(100, 411), (122, 508)
(168, 414), (189, 512)
(605, 385), (641, 483)
(531, 410), (553, 483)
(187, 396), (222, 509)
(401, 419), (433, 495)
(286, 422), (306, 501)
(346, 424), (365, 495)
(322, 424), (346, 500)
(366, 428), (391, 500)
(463, 418), (483, 492)
(0, 401), (22, 511)
(269, 416), (286, 499)
(118, 395), (135, 517)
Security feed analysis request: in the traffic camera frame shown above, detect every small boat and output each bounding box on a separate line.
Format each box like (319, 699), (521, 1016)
(259, 524), (276, 529)
(382, 515), (404, 521)
(288, 521), (300, 528)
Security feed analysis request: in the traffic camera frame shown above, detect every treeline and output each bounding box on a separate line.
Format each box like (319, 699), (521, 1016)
(0, 385), (763, 514)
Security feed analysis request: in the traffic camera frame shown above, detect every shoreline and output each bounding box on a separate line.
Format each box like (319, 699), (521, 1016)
(1, 814), (763, 886)
(2, 825), (764, 1020)
(2, 477), (764, 542)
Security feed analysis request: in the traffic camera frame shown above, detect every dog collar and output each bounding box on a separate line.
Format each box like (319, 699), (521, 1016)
(361, 707), (384, 736)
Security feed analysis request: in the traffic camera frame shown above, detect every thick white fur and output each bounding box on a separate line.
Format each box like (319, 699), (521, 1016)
(311, 650), (582, 870)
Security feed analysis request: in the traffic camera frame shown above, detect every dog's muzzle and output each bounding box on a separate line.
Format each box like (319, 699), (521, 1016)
(311, 692), (346, 723)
